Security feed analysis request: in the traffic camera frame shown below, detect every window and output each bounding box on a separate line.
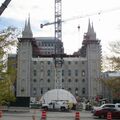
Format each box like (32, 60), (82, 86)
(82, 70), (85, 76)
(68, 70), (71, 76)
(68, 79), (71, 82)
(47, 79), (50, 83)
(62, 79), (64, 82)
(68, 88), (71, 91)
(48, 43), (50, 46)
(33, 70), (37, 76)
(68, 61), (71, 64)
(48, 61), (50, 65)
(75, 79), (78, 82)
(82, 79), (85, 82)
(118, 105), (120, 108)
(75, 69), (78, 76)
(62, 70), (64, 76)
(33, 79), (37, 82)
(75, 61), (78, 64)
(82, 88), (85, 94)
(82, 61), (85, 64)
(48, 88), (50, 91)
(75, 88), (78, 95)
(102, 104), (115, 108)
(41, 88), (43, 94)
(21, 88), (25, 92)
(33, 61), (37, 65)
(47, 70), (50, 76)
(41, 61), (44, 64)
(48, 52), (50, 54)
(75, 88), (78, 91)
(33, 88), (37, 94)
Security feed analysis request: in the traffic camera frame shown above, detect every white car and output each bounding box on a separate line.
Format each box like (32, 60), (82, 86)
(92, 103), (120, 113)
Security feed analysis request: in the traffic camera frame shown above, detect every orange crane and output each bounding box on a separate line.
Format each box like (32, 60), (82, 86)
(0, 0), (11, 16)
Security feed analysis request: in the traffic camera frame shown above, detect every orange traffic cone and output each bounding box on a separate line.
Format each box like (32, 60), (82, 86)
(107, 112), (112, 120)
(75, 112), (80, 120)
(41, 111), (47, 120)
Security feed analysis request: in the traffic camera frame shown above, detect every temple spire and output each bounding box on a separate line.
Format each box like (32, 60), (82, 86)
(86, 19), (96, 40)
(87, 19), (92, 33)
(22, 14), (33, 38)
(91, 22), (94, 32)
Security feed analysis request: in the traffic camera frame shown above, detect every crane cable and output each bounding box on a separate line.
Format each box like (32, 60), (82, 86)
(41, 6), (120, 28)
(63, 6), (120, 22)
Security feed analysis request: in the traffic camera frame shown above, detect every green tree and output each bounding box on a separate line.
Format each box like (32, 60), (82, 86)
(0, 27), (18, 105)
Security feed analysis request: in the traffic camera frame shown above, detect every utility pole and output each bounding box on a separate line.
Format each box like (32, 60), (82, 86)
(0, 0), (11, 16)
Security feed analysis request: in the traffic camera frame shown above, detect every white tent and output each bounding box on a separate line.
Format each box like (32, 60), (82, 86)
(40, 89), (77, 104)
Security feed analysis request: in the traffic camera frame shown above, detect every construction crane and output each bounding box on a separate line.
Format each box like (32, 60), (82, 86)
(40, 1), (120, 90)
(54, 0), (63, 89)
(41, 0), (63, 89)
(0, 0), (11, 16)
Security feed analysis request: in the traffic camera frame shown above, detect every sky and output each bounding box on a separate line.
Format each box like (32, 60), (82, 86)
(0, 0), (120, 55)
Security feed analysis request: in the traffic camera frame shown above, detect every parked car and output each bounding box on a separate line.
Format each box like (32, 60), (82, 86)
(93, 107), (120, 118)
(92, 103), (120, 113)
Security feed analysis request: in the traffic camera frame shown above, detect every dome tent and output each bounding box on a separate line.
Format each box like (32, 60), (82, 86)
(40, 89), (77, 104)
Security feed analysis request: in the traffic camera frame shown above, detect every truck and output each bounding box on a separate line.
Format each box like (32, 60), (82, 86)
(42, 100), (69, 111)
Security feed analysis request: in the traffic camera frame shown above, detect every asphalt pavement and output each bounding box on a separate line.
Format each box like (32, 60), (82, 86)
(1, 109), (119, 120)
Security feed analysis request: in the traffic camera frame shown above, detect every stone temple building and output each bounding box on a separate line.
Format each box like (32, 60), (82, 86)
(11, 17), (102, 105)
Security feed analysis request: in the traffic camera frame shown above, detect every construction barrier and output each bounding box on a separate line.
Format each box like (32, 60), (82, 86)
(41, 111), (47, 120)
(75, 112), (80, 120)
(0, 111), (3, 118)
(107, 112), (112, 120)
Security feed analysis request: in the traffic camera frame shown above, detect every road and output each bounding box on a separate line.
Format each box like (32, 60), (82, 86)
(1, 109), (119, 120)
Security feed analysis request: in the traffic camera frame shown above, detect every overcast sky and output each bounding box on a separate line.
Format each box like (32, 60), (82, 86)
(1, 0), (120, 55)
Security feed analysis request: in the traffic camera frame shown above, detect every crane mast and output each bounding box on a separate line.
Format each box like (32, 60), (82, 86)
(55, 0), (62, 44)
(0, 0), (11, 16)
(40, 0), (63, 89)
(54, 0), (63, 89)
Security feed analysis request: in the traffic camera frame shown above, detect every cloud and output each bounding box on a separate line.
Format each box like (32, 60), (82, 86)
(1, 0), (120, 54)
(0, 17), (23, 30)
